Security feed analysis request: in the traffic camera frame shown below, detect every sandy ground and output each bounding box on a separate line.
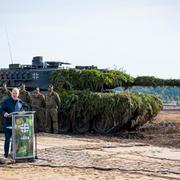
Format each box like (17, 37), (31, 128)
(0, 111), (180, 180)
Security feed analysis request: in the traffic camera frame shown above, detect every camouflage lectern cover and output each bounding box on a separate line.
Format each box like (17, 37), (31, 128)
(12, 112), (35, 160)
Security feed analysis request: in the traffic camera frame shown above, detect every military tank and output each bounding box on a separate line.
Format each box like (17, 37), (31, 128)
(0, 56), (70, 90)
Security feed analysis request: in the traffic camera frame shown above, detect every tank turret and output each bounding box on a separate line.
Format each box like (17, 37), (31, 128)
(0, 56), (71, 90)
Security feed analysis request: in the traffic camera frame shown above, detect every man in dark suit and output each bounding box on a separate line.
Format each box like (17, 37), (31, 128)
(0, 88), (23, 161)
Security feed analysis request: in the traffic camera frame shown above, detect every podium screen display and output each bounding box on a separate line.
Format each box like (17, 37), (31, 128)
(13, 113), (35, 159)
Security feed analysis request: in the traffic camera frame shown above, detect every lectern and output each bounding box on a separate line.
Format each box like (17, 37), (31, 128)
(9, 111), (36, 161)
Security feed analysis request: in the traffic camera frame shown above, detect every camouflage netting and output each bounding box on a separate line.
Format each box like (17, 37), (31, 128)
(52, 69), (180, 92)
(52, 69), (134, 92)
(52, 69), (164, 134)
(58, 91), (163, 134)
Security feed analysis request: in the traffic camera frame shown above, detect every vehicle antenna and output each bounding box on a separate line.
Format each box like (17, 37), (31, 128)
(5, 25), (14, 64)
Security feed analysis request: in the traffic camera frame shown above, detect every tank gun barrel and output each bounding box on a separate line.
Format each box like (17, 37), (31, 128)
(45, 61), (71, 66)
(45, 61), (71, 68)
(58, 62), (71, 65)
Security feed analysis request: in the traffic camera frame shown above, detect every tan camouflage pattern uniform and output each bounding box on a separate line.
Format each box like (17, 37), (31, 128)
(31, 93), (45, 132)
(19, 89), (32, 104)
(0, 88), (11, 103)
(45, 91), (61, 133)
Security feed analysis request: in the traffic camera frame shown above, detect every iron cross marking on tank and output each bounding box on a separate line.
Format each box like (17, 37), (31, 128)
(32, 72), (39, 80)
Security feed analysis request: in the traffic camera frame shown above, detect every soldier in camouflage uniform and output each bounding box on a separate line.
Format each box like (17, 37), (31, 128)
(31, 87), (45, 132)
(0, 83), (11, 99)
(19, 84), (32, 109)
(45, 84), (61, 134)
(0, 83), (11, 131)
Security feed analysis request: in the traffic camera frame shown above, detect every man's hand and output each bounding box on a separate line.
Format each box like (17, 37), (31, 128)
(4, 112), (9, 118)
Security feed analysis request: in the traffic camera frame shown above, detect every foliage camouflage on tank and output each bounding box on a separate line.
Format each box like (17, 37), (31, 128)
(57, 90), (163, 133)
(52, 69), (163, 133)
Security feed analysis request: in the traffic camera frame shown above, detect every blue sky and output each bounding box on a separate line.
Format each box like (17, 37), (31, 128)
(0, 0), (180, 78)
